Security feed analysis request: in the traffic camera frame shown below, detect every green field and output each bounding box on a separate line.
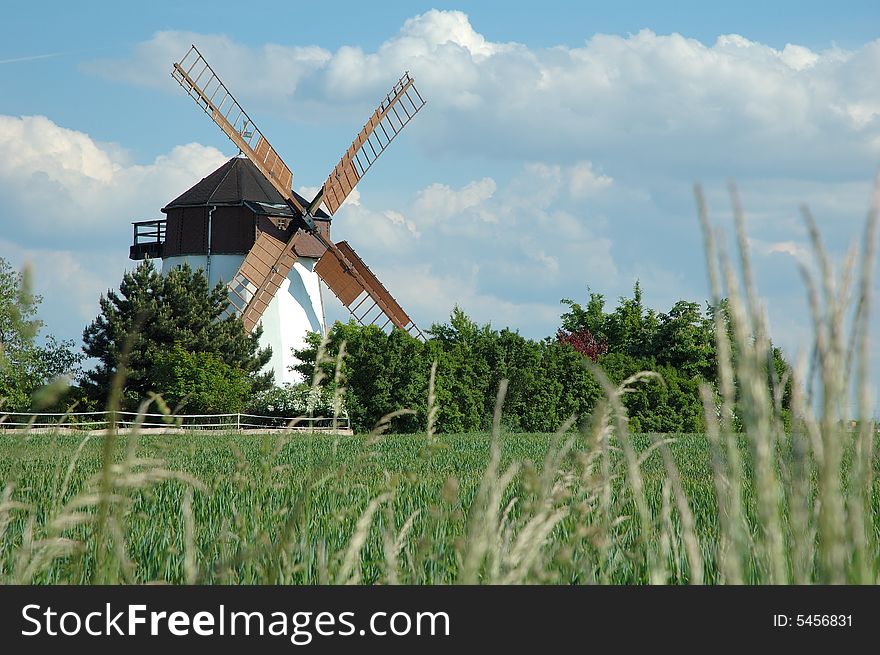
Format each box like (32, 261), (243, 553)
(4, 428), (875, 585)
(0, 431), (721, 584)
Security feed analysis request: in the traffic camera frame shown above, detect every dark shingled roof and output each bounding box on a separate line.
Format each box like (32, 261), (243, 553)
(162, 157), (329, 219)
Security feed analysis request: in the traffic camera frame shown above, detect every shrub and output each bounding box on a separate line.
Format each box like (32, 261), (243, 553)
(151, 344), (251, 414)
(247, 383), (343, 419)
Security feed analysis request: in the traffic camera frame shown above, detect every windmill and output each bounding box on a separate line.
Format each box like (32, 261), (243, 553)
(129, 45), (425, 383)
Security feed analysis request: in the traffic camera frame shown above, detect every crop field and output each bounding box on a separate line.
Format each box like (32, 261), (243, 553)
(2, 428), (877, 585)
(0, 430), (723, 584)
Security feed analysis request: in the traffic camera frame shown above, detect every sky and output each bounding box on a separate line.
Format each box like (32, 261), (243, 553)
(1, 1), (879, 408)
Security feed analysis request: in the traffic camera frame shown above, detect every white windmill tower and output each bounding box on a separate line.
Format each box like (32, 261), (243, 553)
(129, 45), (425, 384)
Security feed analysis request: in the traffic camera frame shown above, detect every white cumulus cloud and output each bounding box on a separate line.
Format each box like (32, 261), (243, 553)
(0, 115), (228, 244)
(0, 114), (230, 342)
(569, 162), (613, 199)
(90, 12), (880, 177)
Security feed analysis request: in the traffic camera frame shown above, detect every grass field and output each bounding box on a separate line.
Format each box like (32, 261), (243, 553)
(1, 427), (876, 585)
(0, 430), (719, 584)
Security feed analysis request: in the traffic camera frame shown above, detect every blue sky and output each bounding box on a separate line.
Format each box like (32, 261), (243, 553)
(2, 2), (880, 406)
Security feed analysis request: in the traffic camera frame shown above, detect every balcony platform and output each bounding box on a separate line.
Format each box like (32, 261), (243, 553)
(130, 219), (166, 261)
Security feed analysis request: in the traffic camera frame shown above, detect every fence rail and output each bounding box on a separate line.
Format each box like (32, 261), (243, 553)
(0, 410), (351, 433)
(132, 219), (167, 245)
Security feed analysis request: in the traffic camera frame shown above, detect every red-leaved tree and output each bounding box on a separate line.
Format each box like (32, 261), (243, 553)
(556, 328), (608, 362)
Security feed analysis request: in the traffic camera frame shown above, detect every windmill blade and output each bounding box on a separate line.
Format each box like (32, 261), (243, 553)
(172, 45), (309, 331)
(226, 231), (307, 333)
(316, 241), (424, 340)
(171, 45), (303, 213)
(318, 72), (426, 215)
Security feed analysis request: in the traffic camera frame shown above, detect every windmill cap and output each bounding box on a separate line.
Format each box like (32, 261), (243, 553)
(161, 157), (330, 219)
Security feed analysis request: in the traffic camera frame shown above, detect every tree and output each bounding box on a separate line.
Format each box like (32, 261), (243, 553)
(151, 344), (252, 414)
(82, 260), (272, 410)
(655, 300), (715, 378)
(294, 320), (428, 433)
(555, 327), (607, 361)
(702, 298), (793, 429)
(292, 286), (792, 435)
(560, 290), (607, 341)
(534, 339), (602, 432)
(559, 285), (787, 432)
(562, 282), (659, 358)
(427, 307), (496, 432)
(294, 308), (602, 434)
(0, 258), (81, 411)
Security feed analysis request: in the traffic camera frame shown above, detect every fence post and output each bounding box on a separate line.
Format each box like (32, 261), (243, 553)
(236, 413), (241, 432)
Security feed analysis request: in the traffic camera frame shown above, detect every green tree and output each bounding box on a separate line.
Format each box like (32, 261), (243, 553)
(82, 260), (271, 410)
(558, 286), (730, 433)
(655, 300), (716, 378)
(427, 307), (496, 432)
(0, 259), (81, 411)
(293, 287), (790, 436)
(293, 322), (428, 433)
(294, 308), (602, 435)
(706, 298), (793, 429)
(533, 339), (602, 431)
(560, 290), (607, 341)
(563, 282), (659, 357)
(151, 344), (252, 414)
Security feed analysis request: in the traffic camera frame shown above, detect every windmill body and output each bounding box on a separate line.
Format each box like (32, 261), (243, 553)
(130, 45), (426, 387)
(133, 157), (329, 383)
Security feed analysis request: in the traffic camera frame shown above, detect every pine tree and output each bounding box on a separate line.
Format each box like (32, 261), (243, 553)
(82, 260), (272, 409)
